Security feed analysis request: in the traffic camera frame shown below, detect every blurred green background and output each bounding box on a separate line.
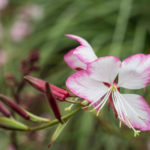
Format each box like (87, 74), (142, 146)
(0, 0), (150, 149)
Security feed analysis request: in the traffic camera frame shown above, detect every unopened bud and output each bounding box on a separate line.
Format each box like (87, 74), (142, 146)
(24, 75), (69, 101)
(0, 94), (30, 120)
(45, 82), (63, 123)
(29, 50), (39, 63)
(0, 102), (11, 117)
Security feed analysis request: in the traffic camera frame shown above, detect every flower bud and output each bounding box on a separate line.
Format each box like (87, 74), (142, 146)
(45, 82), (63, 123)
(24, 75), (69, 101)
(0, 102), (11, 117)
(0, 94), (30, 120)
(29, 50), (39, 63)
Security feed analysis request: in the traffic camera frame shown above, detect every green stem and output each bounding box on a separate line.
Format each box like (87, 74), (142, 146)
(28, 106), (81, 131)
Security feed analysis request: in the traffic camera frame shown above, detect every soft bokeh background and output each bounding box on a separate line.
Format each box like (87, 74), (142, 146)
(0, 0), (150, 150)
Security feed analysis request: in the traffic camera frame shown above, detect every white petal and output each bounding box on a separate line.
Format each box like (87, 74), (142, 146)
(64, 34), (97, 70)
(64, 49), (86, 70)
(118, 54), (150, 89)
(66, 70), (109, 103)
(87, 56), (121, 84)
(113, 91), (150, 131)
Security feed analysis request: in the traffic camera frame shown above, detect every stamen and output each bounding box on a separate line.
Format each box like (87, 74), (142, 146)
(83, 88), (111, 112)
(116, 90), (145, 120)
(114, 90), (141, 136)
(138, 116), (145, 120)
(119, 121), (122, 128)
(95, 90), (112, 110)
(65, 98), (78, 111)
(84, 88), (111, 115)
(134, 130), (141, 137)
(65, 104), (74, 111)
(112, 92), (131, 128)
(89, 87), (111, 108)
(95, 91), (111, 116)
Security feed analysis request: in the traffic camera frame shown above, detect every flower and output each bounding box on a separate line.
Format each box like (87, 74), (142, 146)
(0, 0), (8, 11)
(66, 53), (150, 136)
(10, 20), (32, 42)
(20, 4), (44, 21)
(64, 34), (97, 70)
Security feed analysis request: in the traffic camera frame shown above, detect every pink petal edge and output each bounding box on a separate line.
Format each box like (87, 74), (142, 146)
(66, 70), (109, 103)
(64, 34), (97, 70)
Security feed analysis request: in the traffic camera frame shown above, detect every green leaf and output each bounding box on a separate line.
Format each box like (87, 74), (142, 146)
(48, 121), (68, 147)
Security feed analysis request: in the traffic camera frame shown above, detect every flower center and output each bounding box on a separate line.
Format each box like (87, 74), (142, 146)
(110, 84), (117, 92)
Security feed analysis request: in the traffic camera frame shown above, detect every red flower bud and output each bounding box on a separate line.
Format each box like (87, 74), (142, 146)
(24, 75), (69, 101)
(45, 82), (63, 123)
(0, 102), (11, 117)
(29, 50), (39, 63)
(0, 94), (30, 120)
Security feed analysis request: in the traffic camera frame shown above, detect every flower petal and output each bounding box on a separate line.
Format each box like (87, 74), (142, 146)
(118, 54), (150, 89)
(64, 34), (97, 70)
(87, 56), (121, 84)
(64, 49), (86, 70)
(113, 91), (150, 131)
(66, 70), (109, 103)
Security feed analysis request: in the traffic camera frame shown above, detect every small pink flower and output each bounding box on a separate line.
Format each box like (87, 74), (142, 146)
(66, 42), (150, 135)
(0, 0), (8, 11)
(64, 34), (97, 70)
(20, 4), (43, 21)
(10, 20), (32, 42)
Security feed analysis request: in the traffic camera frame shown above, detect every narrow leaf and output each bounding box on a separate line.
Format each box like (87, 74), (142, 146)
(48, 121), (68, 148)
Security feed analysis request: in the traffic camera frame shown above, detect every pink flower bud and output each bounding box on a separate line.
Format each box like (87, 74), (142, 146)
(24, 75), (69, 101)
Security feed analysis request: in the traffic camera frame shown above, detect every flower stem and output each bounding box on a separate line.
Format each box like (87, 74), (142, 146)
(28, 106), (81, 131)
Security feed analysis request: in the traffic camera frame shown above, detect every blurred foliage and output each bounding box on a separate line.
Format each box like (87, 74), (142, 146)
(0, 0), (150, 150)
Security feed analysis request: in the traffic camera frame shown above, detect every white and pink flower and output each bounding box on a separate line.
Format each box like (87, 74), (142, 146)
(64, 34), (97, 70)
(65, 34), (150, 136)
